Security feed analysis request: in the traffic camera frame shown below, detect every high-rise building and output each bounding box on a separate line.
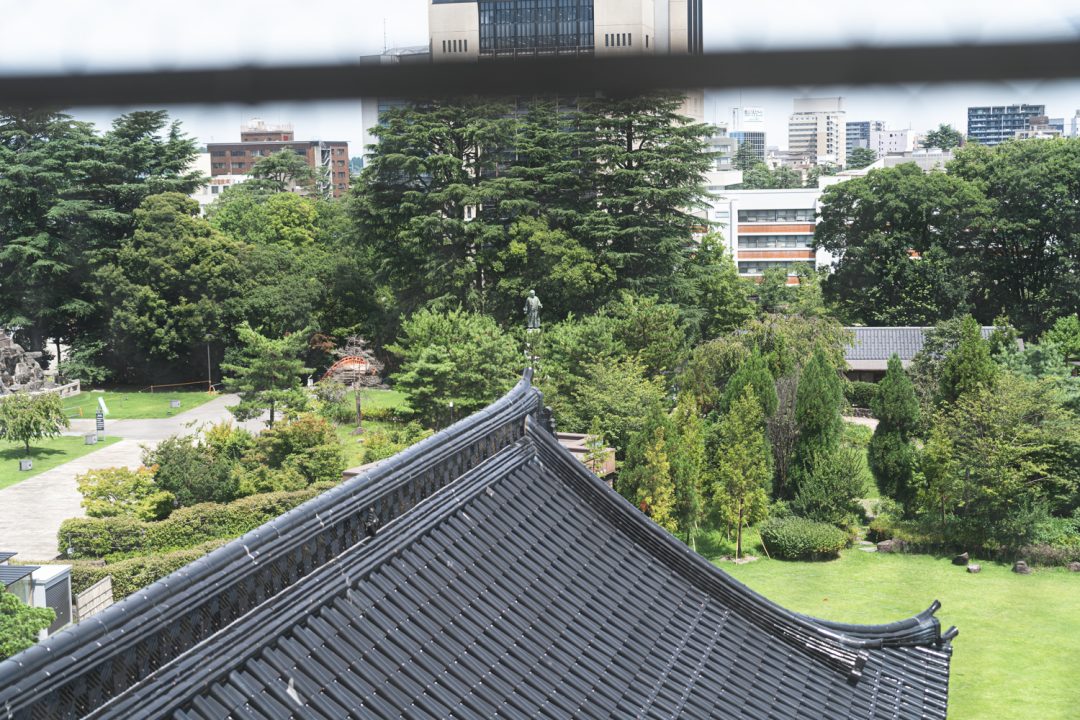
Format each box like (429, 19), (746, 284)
(427, 1), (705, 122)
(429, 0), (703, 62)
(845, 120), (885, 155)
(206, 120), (350, 198)
(967, 104), (1045, 146)
(788, 97), (846, 167)
(730, 106), (766, 164)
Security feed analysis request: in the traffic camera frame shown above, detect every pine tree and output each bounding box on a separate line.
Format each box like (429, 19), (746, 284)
(222, 323), (313, 427)
(868, 354), (921, 505)
(792, 349), (844, 494)
(713, 385), (771, 559)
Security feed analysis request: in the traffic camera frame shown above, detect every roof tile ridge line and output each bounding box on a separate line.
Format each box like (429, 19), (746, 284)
(523, 421), (941, 675)
(89, 440), (538, 720)
(0, 374), (541, 707)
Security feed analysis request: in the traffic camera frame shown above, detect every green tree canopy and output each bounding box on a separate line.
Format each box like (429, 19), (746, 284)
(868, 355), (920, 505)
(816, 163), (983, 325)
(924, 124), (964, 151)
(0, 589), (54, 661)
(792, 349), (845, 492)
(0, 392), (69, 457)
(846, 147), (878, 170)
(939, 315), (997, 403)
(388, 308), (520, 429)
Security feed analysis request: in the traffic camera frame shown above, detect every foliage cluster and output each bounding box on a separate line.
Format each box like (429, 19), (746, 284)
(758, 517), (850, 560)
(0, 590), (54, 661)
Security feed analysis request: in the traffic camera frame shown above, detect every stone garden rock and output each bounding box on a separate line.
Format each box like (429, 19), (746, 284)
(952, 552), (969, 566)
(876, 539), (906, 553)
(0, 330), (46, 394)
(1067, 562), (1080, 573)
(966, 564), (981, 574)
(1012, 560), (1032, 575)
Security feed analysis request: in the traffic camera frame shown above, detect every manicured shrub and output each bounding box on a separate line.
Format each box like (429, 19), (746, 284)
(844, 381), (879, 410)
(758, 516), (849, 560)
(145, 436), (240, 507)
(360, 422), (433, 464)
(76, 466), (175, 521)
(59, 482), (337, 559)
(68, 540), (227, 599)
(791, 447), (867, 529)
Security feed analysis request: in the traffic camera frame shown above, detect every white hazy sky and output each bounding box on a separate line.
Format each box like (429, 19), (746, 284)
(2, 0), (1079, 151)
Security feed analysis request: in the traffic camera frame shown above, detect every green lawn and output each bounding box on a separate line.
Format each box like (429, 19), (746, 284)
(708, 541), (1079, 720)
(63, 389), (216, 420)
(344, 388), (408, 413)
(0, 435), (120, 490)
(334, 389), (411, 468)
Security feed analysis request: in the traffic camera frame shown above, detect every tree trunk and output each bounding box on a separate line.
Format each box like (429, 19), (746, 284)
(355, 387), (363, 429)
(24, 439), (31, 458)
(736, 502), (745, 560)
(269, 400), (276, 428)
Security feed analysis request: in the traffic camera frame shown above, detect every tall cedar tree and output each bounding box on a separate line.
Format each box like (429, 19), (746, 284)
(815, 163), (983, 326)
(939, 315), (997, 403)
(713, 385), (771, 559)
(792, 349), (844, 494)
(222, 324), (313, 427)
(868, 354), (920, 505)
(633, 425), (678, 534)
(675, 234), (754, 341)
(352, 94), (712, 324)
(0, 110), (97, 354)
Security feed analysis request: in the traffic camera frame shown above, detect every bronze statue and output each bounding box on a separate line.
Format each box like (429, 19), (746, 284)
(524, 290), (542, 330)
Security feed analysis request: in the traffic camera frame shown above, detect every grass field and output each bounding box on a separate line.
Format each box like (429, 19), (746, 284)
(63, 389), (216, 420)
(0, 435), (120, 490)
(335, 389), (410, 468)
(705, 538), (1079, 720)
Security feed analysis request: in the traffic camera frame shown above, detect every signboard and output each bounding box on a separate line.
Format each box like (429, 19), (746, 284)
(95, 411), (104, 432)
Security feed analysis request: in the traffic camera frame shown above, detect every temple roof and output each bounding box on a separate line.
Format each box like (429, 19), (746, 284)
(844, 326), (999, 370)
(0, 374), (954, 719)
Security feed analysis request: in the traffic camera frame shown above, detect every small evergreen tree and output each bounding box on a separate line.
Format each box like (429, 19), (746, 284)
(583, 416), (609, 475)
(222, 323), (312, 427)
(670, 394), (706, 549)
(632, 425), (678, 533)
(713, 385), (771, 559)
(939, 315), (996, 403)
(792, 349), (844, 494)
(868, 354), (921, 505)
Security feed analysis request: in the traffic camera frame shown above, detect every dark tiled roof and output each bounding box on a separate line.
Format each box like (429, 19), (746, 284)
(0, 374), (955, 719)
(845, 326), (995, 362)
(0, 551), (16, 563)
(0, 564), (37, 587)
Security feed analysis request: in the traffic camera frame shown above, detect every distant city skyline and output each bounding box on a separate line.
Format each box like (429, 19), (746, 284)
(3, 0), (1079, 154)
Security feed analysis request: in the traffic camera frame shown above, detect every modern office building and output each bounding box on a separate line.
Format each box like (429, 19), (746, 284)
(205, 120), (350, 199)
(730, 106), (767, 163)
(705, 188), (833, 283)
(429, 0), (703, 62)
(845, 120), (885, 155)
(1014, 115), (1063, 140)
(788, 97), (846, 166)
(967, 104), (1045, 146)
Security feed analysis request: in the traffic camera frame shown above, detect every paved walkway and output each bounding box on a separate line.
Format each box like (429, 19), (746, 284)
(843, 415), (879, 431)
(0, 394), (265, 561)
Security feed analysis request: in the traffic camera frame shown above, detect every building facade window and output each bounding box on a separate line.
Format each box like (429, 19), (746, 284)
(738, 208), (815, 223)
(738, 235), (814, 249)
(738, 260), (811, 275)
(479, 0), (593, 56)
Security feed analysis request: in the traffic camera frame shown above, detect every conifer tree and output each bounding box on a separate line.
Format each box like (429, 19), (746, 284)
(713, 385), (771, 559)
(868, 354), (921, 505)
(632, 425), (678, 533)
(222, 324), (312, 427)
(792, 349), (844, 493)
(939, 315), (997, 403)
(670, 394), (706, 549)
(718, 350), (778, 418)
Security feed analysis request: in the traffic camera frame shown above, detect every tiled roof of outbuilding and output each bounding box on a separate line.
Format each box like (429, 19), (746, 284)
(845, 326), (996, 363)
(0, 374), (955, 720)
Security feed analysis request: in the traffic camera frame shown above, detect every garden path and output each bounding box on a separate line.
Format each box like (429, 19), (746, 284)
(0, 394), (266, 561)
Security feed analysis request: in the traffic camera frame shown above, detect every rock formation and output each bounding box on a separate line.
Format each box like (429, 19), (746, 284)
(0, 331), (46, 394)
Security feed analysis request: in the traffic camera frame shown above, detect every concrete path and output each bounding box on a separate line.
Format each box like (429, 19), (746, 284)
(0, 394), (265, 562)
(843, 415), (879, 431)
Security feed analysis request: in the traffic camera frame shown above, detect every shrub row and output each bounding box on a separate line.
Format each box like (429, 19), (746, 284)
(844, 381), (879, 410)
(69, 540), (227, 599)
(59, 481), (337, 559)
(759, 517), (849, 560)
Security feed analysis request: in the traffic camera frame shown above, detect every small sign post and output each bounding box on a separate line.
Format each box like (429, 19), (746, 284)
(95, 411), (105, 433)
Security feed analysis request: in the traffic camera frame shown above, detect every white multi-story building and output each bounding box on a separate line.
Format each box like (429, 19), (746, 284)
(704, 189), (833, 283)
(788, 97), (846, 167)
(189, 153), (248, 214)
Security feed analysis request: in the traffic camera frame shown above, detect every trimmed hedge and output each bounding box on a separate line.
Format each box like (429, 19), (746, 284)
(845, 381), (879, 410)
(59, 481), (337, 560)
(759, 517), (849, 560)
(69, 540), (227, 599)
